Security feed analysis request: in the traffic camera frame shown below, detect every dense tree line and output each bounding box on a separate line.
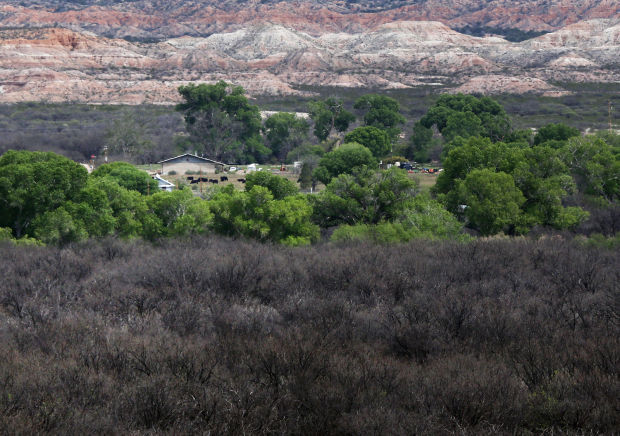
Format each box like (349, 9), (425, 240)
(0, 236), (617, 433)
(1, 88), (618, 243)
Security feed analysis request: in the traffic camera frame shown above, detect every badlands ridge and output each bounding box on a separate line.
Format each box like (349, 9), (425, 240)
(0, 18), (618, 103)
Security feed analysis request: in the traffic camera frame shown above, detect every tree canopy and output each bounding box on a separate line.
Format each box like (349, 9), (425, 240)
(0, 150), (88, 238)
(209, 185), (319, 245)
(534, 123), (580, 146)
(262, 112), (309, 162)
(92, 161), (159, 195)
(434, 136), (591, 234)
(354, 94), (405, 142)
(312, 143), (377, 185)
(420, 94), (511, 143)
(344, 126), (391, 158)
(308, 98), (355, 142)
(176, 81), (268, 163)
(245, 170), (299, 200)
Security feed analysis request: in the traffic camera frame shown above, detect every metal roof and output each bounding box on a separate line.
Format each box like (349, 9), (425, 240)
(153, 174), (175, 187)
(157, 153), (225, 165)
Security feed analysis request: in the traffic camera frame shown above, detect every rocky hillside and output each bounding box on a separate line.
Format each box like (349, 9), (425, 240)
(0, 18), (617, 103)
(1, 0), (618, 40)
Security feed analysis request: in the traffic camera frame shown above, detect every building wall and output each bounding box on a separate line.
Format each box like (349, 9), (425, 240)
(162, 161), (216, 175)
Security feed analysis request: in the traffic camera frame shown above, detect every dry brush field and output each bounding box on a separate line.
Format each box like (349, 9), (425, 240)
(0, 237), (618, 434)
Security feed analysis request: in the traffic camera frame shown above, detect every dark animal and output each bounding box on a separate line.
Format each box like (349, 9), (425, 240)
(238, 178), (246, 183)
(220, 176), (228, 182)
(190, 179), (199, 184)
(186, 176), (194, 181)
(209, 179), (219, 184)
(200, 177), (209, 183)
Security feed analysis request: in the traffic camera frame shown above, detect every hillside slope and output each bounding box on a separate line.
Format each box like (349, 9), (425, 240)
(0, 0), (618, 40)
(0, 18), (618, 103)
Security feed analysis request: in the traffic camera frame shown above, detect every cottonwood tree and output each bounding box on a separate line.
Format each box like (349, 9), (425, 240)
(176, 81), (269, 163)
(0, 150), (88, 238)
(354, 94), (405, 142)
(262, 112), (309, 162)
(308, 98), (355, 142)
(312, 143), (377, 185)
(344, 126), (391, 158)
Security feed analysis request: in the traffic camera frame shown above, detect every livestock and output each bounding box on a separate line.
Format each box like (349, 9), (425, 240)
(238, 178), (246, 183)
(209, 179), (219, 184)
(220, 176), (229, 182)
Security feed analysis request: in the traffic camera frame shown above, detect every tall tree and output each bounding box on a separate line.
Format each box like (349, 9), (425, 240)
(262, 112), (309, 162)
(354, 94), (405, 142)
(308, 98), (355, 142)
(176, 81), (269, 163)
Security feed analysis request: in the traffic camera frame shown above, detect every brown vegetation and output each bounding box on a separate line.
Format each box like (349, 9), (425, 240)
(0, 236), (617, 433)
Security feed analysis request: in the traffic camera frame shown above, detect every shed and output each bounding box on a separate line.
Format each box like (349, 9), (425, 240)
(153, 174), (175, 192)
(158, 153), (225, 175)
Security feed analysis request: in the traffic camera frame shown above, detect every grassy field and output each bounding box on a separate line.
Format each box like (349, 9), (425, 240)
(413, 173), (438, 192)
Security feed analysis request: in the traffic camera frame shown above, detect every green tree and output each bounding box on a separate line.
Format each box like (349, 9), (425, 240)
(63, 179), (117, 238)
(209, 185), (318, 245)
(354, 94), (405, 141)
(32, 207), (88, 246)
(420, 94), (511, 142)
(176, 81), (269, 163)
(410, 121), (434, 162)
(456, 169), (526, 235)
(313, 143), (377, 185)
(245, 171), (298, 199)
(0, 150), (88, 238)
(435, 137), (587, 233)
(311, 167), (418, 227)
(92, 161), (159, 195)
(88, 176), (157, 239)
(331, 194), (465, 243)
(308, 98), (355, 141)
(435, 137), (524, 195)
(298, 161), (314, 191)
(344, 126), (391, 158)
(561, 136), (620, 201)
(534, 123), (580, 146)
(146, 189), (212, 237)
(262, 112), (309, 162)
(442, 111), (483, 142)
